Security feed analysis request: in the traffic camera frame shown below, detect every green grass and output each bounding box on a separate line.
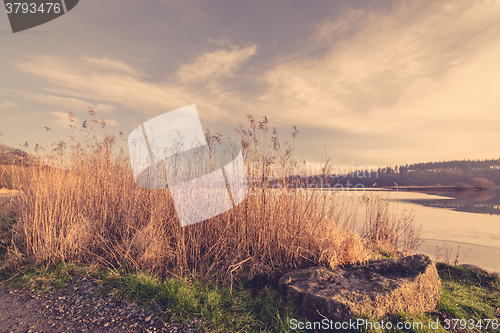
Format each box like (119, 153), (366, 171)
(100, 271), (303, 332)
(437, 263), (500, 328)
(0, 262), (86, 292)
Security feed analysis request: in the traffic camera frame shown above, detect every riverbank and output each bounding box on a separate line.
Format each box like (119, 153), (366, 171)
(0, 258), (498, 332)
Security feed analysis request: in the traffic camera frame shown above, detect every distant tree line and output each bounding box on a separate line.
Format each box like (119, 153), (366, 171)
(277, 158), (500, 189)
(378, 158), (500, 174)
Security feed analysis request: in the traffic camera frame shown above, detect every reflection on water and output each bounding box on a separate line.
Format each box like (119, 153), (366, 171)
(395, 190), (500, 215)
(381, 190), (500, 272)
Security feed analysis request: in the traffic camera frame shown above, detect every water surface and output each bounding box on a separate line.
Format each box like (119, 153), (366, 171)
(385, 190), (500, 272)
(395, 189), (500, 215)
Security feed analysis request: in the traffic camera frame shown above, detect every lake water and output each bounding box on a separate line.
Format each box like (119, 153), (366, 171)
(383, 190), (500, 273)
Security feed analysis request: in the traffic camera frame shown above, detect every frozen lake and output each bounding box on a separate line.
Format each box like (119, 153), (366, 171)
(386, 190), (500, 273)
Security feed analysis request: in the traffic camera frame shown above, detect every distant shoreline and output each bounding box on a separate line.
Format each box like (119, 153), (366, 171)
(383, 185), (463, 191)
(382, 185), (500, 191)
(318, 186), (500, 192)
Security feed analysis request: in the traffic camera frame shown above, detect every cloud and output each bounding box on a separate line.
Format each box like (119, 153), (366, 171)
(10, 0), (500, 165)
(129, 56), (149, 63)
(257, 0), (500, 134)
(16, 55), (192, 114)
(207, 36), (232, 47)
(0, 102), (19, 124)
(310, 8), (364, 43)
(48, 111), (118, 130)
(175, 44), (257, 83)
(103, 118), (119, 127)
(50, 111), (75, 129)
(0, 101), (21, 109)
(15, 45), (257, 120)
(82, 56), (143, 76)
(6, 91), (116, 114)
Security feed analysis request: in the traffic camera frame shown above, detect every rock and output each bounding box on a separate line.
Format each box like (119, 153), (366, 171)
(278, 254), (440, 320)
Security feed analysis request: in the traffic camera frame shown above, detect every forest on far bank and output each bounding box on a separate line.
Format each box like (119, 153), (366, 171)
(299, 158), (500, 188)
(2, 141), (499, 189)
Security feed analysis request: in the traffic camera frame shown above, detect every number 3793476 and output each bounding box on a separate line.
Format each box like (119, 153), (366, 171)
(5, 2), (61, 14)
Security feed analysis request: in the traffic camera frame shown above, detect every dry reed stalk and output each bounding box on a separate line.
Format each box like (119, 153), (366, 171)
(3, 111), (420, 283)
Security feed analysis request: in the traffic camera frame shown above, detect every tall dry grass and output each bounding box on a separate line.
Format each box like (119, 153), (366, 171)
(3, 110), (420, 283)
(359, 193), (421, 256)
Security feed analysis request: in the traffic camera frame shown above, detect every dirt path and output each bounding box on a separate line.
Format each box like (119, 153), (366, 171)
(0, 277), (202, 333)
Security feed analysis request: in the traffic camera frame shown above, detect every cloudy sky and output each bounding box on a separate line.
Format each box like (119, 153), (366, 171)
(1, 0), (499, 170)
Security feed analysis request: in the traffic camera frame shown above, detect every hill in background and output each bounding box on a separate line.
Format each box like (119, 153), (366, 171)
(0, 143), (31, 166)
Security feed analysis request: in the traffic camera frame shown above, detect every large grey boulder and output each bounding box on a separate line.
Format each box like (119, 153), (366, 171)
(279, 254), (440, 320)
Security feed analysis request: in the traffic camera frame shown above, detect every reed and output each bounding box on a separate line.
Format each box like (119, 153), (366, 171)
(2, 110), (420, 283)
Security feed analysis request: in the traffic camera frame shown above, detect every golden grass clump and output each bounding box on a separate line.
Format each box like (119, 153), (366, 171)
(2, 110), (419, 283)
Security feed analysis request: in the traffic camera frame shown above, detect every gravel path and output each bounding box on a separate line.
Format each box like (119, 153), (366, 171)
(0, 277), (204, 333)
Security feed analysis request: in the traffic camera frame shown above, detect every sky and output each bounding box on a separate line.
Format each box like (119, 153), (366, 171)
(1, 0), (499, 171)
